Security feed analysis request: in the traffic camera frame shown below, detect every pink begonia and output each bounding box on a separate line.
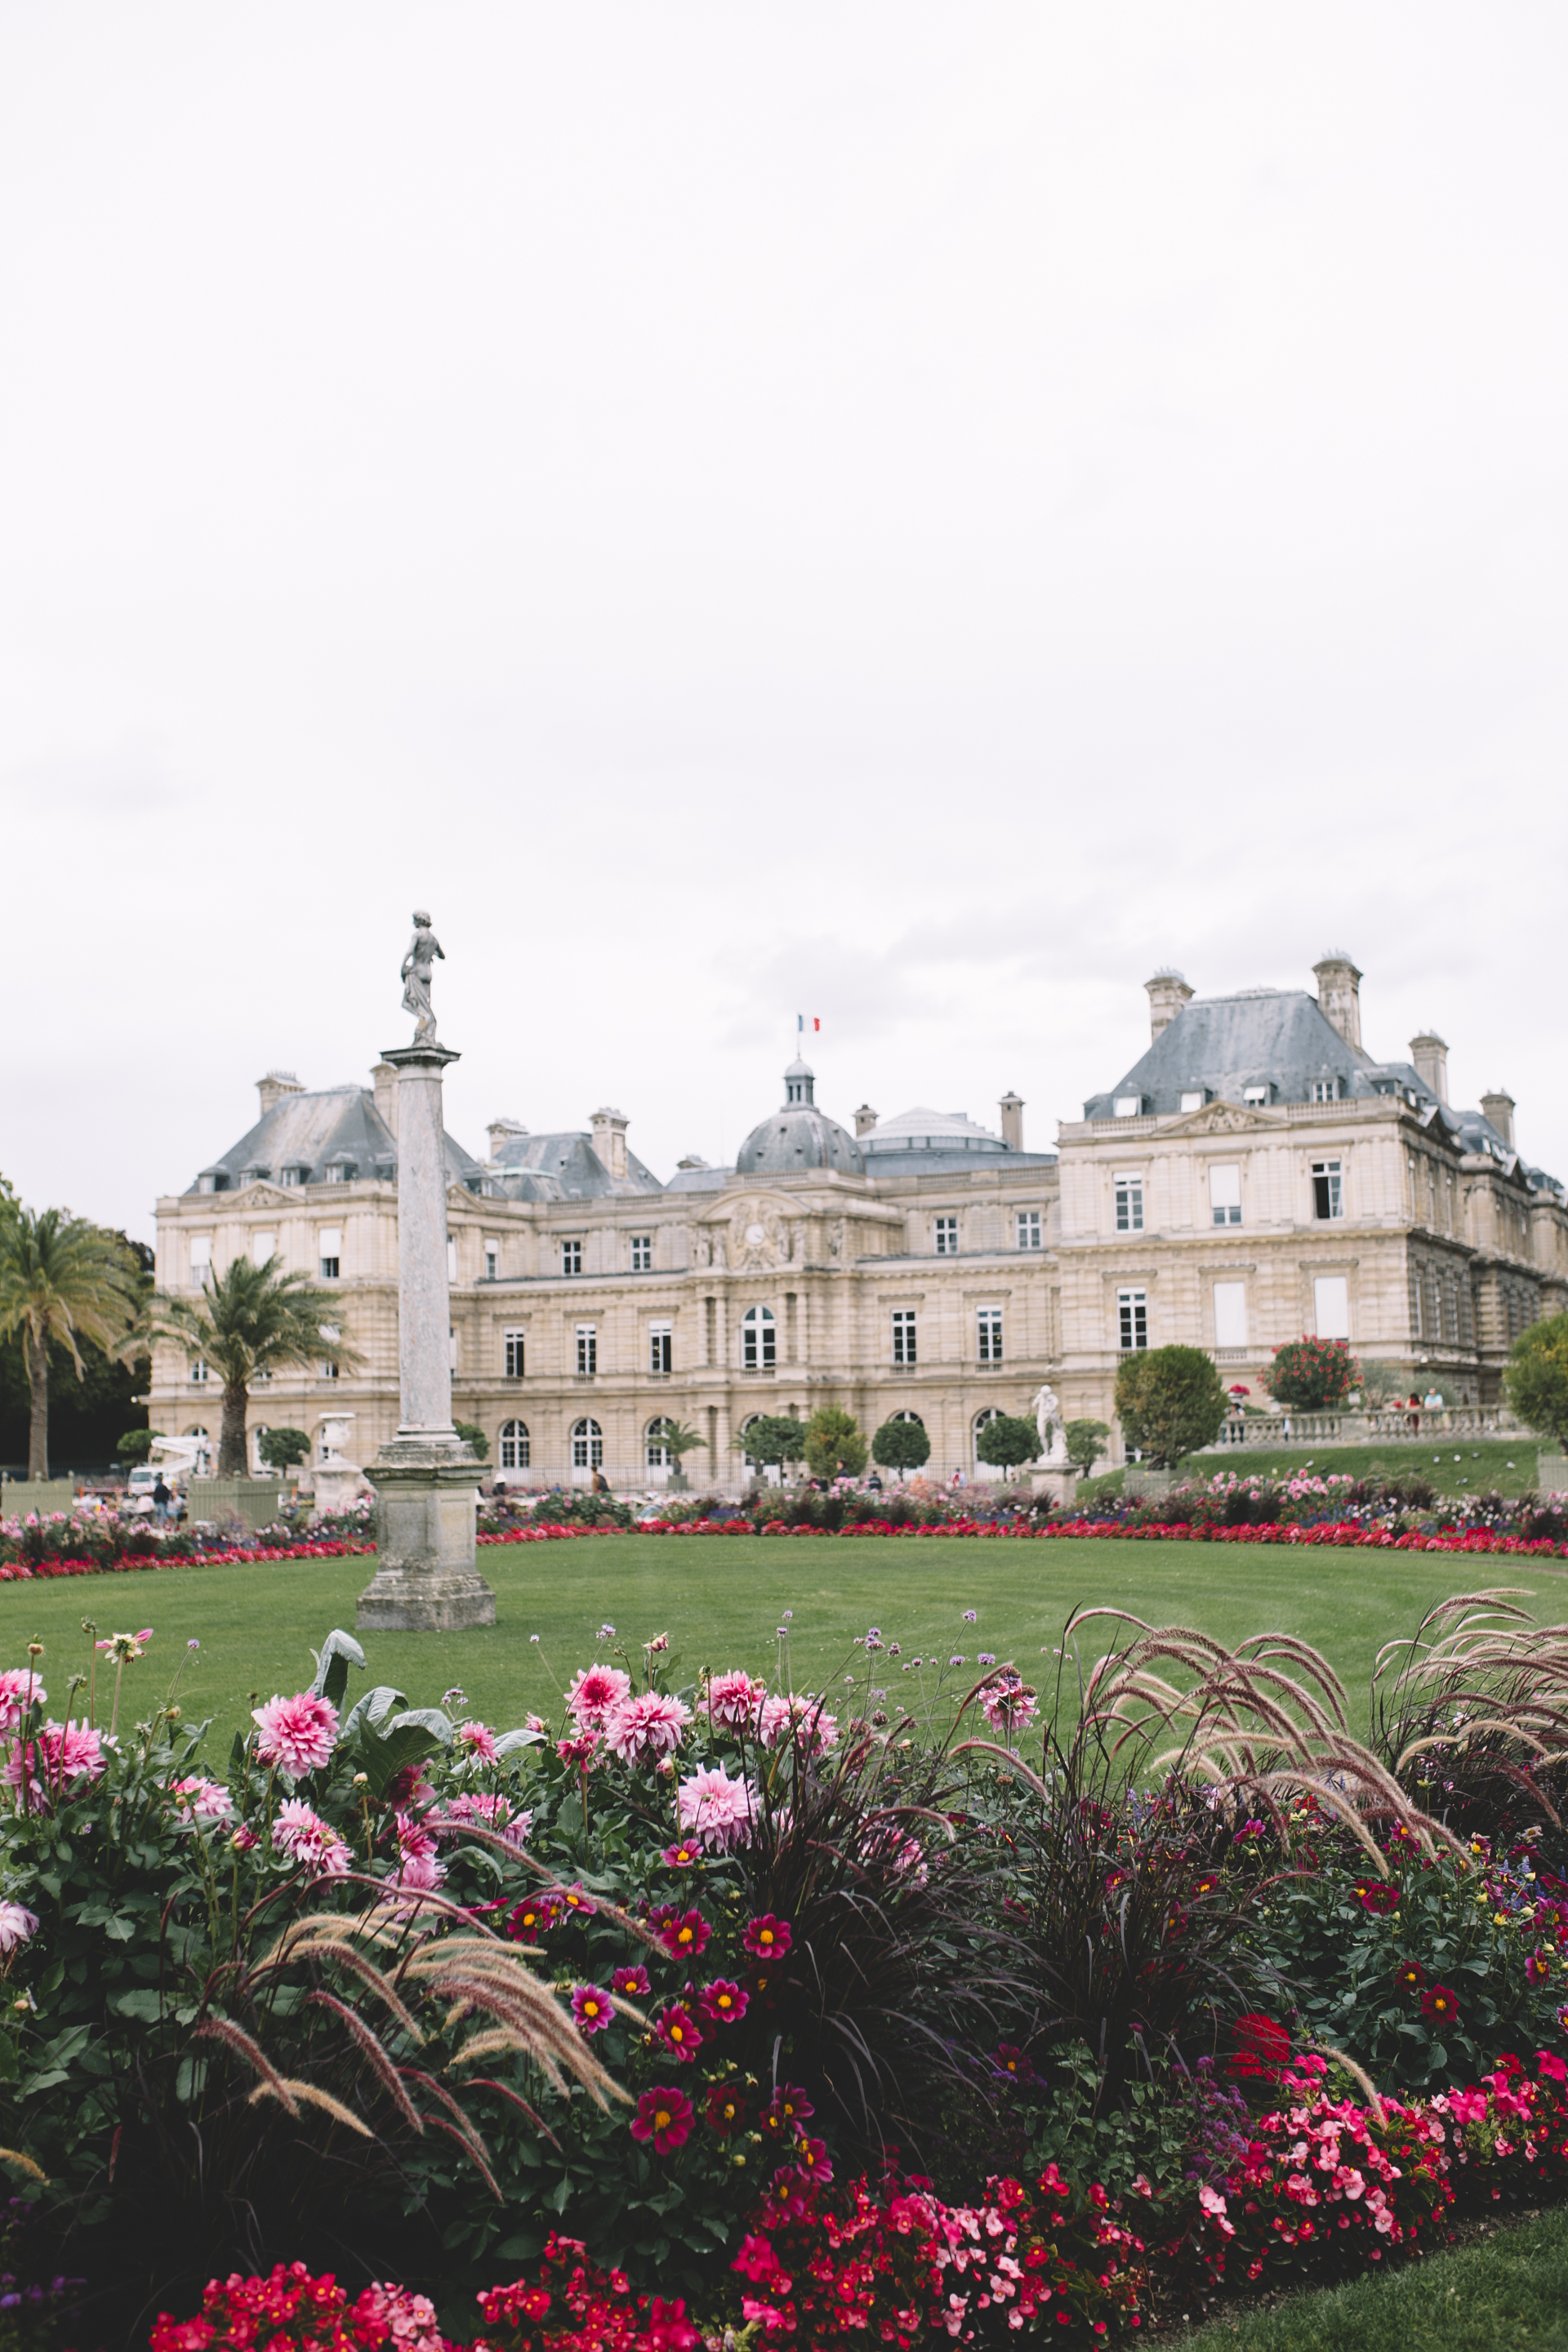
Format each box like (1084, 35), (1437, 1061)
(272, 1797), (350, 1875)
(353, 2283), (445, 2352)
(0, 1668), (46, 1731)
(252, 1690), (339, 1777)
(0, 1900), (38, 1953)
(604, 1690), (692, 1766)
(172, 1776), (234, 1824)
(757, 1693), (838, 1755)
(1445, 2087), (1490, 2125)
(565, 1664), (632, 1727)
(702, 1670), (767, 1733)
(454, 1720), (498, 1762)
(4, 1719), (106, 1797)
(1197, 2184), (1234, 2238)
(676, 1762), (759, 1854)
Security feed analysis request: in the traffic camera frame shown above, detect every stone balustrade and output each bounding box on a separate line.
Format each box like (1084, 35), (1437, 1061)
(1205, 1405), (1519, 1450)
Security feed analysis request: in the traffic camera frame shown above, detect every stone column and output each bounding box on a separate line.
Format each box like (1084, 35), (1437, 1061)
(358, 1044), (496, 1631)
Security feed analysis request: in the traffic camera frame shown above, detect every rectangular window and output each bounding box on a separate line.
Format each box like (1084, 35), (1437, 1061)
(189, 1357), (208, 1384)
(1113, 1095), (1142, 1118)
(1243, 1085), (1270, 1106)
(252, 1230), (276, 1265)
(281, 1166), (301, 1187)
(1310, 1078), (1339, 1103)
(318, 1227), (341, 1281)
(1016, 1210), (1041, 1250)
(630, 1234), (653, 1272)
(326, 1163), (345, 1183)
(1115, 1175), (1144, 1233)
(1179, 1090), (1206, 1113)
(1213, 1281), (1247, 1348)
(562, 1238), (582, 1276)
(1312, 1160), (1343, 1220)
(1209, 1164), (1241, 1227)
(1117, 1288), (1148, 1350)
(448, 1237), (457, 1281)
(934, 1216), (958, 1255)
(649, 1319), (672, 1374)
(504, 1329), (527, 1378)
(892, 1309), (917, 1365)
(977, 1307), (1003, 1363)
(1313, 1274), (1350, 1339)
(576, 1324), (597, 1375)
(319, 1359), (340, 1380)
(190, 1235), (212, 1285)
(483, 1240), (499, 1280)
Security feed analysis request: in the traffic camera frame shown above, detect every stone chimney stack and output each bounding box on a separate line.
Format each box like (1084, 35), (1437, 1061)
(1410, 1031), (1450, 1106)
(853, 1104), (880, 1138)
(1312, 953), (1364, 1053)
(371, 1062), (399, 1139)
(590, 1107), (630, 1181)
(1481, 1089), (1516, 1148)
(486, 1115), (527, 1160)
(257, 1069), (304, 1119)
(1144, 970), (1194, 1044)
(999, 1091), (1024, 1152)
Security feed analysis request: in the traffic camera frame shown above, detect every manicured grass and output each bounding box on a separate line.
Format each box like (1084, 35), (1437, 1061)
(1185, 2203), (1568, 2349)
(0, 1535), (1550, 1761)
(1190, 1438), (1550, 1501)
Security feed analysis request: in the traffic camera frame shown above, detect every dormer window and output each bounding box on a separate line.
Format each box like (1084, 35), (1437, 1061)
(1113, 1095), (1142, 1118)
(1243, 1085), (1271, 1106)
(197, 1174), (216, 1194)
(281, 1165), (305, 1187)
(1310, 1079), (1342, 1103)
(326, 1163), (345, 1183)
(1179, 1091), (1207, 1113)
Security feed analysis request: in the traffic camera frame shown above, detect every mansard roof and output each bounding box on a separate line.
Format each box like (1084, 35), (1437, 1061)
(191, 1085), (480, 1193)
(483, 1129), (663, 1202)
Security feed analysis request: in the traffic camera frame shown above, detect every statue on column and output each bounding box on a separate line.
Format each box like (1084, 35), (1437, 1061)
(1031, 1381), (1070, 1467)
(401, 911), (445, 1045)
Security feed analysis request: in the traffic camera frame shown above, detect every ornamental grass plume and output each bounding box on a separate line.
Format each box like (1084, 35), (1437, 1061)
(1371, 1588), (1568, 1841)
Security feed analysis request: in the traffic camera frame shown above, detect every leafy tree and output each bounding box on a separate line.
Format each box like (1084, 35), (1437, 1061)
(1064, 1418), (1111, 1476)
(454, 1420), (490, 1461)
(871, 1417), (930, 1477)
(1114, 1345), (1228, 1469)
(742, 1414), (809, 1470)
(650, 1418), (706, 1466)
(804, 1405), (868, 1481)
(1262, 1336), (1361, 1412)
(115, 1429), (156, 1466)
(150, 1255), (362, 1478)
(0, 1207), (145, 1477)
(1504, 1312), (1568, 1450)
(973, 1412), (1040, 1475)
(256, 1426), (311, 1472)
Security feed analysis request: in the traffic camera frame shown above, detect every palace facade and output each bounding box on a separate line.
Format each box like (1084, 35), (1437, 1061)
(149, 956), (1568, 1486)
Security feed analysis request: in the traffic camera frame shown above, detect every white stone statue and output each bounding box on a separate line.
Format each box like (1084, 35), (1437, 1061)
(1031, 1382), (1070, 1467)
(401, 911), (445, 1045)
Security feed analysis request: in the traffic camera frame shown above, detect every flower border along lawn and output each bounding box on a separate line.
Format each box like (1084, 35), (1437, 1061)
(0, 1533), (1517, 1757)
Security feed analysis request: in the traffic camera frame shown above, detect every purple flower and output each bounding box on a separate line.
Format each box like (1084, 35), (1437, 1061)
(963, 1610), (978, 1624)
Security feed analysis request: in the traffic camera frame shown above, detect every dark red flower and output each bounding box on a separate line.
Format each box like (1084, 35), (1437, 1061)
(743, 1913), (793, 1959)
(706, 2082), (746, 2135)
(993, 2042), (1036, 2081)
(1421, 1982), (1461, 2022)
(697, 1977), (748, 2025)
(630, 2084), (694, 2152)
(1227, 2013), (1291, 2079)
(1394, 1960), (1428, 1994)
(1353, 1880), (1399, 1915)
(659, 1908), (712, 1961)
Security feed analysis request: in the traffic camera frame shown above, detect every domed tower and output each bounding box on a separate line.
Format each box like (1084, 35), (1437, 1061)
(736, 1058), (866, 1177)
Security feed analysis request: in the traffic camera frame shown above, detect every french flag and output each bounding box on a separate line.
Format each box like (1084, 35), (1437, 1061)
(797, 1013), (820, 1033)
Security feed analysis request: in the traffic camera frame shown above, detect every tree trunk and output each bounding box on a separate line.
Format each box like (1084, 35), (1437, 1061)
(219, 1382), (251, 1477)
(24, 1330), (49, 1481)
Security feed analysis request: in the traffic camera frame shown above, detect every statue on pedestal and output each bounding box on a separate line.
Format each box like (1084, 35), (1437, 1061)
(1031, 1381), (1070, 1468)
(400, 911), (445, 1045)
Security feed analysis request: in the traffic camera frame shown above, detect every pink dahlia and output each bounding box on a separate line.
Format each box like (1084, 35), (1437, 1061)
(572, 1984), (614, 2035)
(0, 1900), (38, 1953)
(455, 1721), (499, 1761)
(630, 2084), (694, 2153)
(758, 1694), (837, 1755)
(565, 1664), (632, 1728)
(742, 1913), (792, 1960)
(391, 1851), (445, 1894)
(978, 1674), (1040, 1738)
(604, 1691), (692, 1766)
(697, 1978), (748, 2025)
(252, 1691), (339, 1777)
(675, 1763), (759, 1854)
(272, 1797), (349, 1875)
(5, 1718), (106, 1797)
(702, 1670), (767, 1734)
(658, 1908), (712, 1962)
(172, 1775), (234, 1824)
(654, 2003), (704, 2062)
(612, 1963), (652, 1997)
(0, 1668), (45, 1731)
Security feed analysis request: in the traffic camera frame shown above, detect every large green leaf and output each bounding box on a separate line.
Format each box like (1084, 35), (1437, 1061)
(310, 1628), (367, 1713)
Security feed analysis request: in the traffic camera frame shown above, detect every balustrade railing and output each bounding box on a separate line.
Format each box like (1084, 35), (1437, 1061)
(1206, 1405), (1515, 1450)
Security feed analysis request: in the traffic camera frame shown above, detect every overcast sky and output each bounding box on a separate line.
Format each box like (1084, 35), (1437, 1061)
(4, 5), (1566, 1238)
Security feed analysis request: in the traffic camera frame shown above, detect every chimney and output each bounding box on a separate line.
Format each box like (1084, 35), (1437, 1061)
(1144, 970), (1194, 1044)
(853, 1103), (880, 1138)
(370, 1062), (399, 1139)
(998, 1091), (1024, 1152)
(1410, 1031), (1450, 1105)
(1313, 953), (1364, 1052)
(1480, 1089), (1516, 1148)
(486, 1115), (527, 1160)
(257, 1069), (304, 1119)
(590, 1107), (630, 1181)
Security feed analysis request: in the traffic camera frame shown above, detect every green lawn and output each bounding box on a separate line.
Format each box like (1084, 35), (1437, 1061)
(0, 1535), (1554, 1760)
(1185, 2203), (1568, 2349)
(1187, 1438), (1552, 1501)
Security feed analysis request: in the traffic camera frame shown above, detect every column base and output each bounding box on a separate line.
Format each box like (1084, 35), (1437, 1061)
(1028, 1465), (1080, 1508)
(359, 1441), (496, 1632)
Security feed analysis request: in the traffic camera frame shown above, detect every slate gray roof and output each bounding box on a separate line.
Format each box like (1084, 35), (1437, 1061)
(193, 1086), (481, 1192)
(736, 1059), (866, 1178)
(483, 1130), (663, 1202)
(862, 1104), (1056, 1170)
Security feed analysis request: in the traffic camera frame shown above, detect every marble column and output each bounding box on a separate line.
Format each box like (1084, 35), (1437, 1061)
(357, 1044), (496, 1631)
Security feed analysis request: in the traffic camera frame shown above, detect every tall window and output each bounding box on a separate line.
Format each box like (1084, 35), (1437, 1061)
(448, 1238), (457, 1280)
(742, 1306), (776, 1369)
(977, 1307), (1003, 1363)
(319, 1358), (340, 1380)
(571, 1417), (603, 1469)
(934, 1216), (958, 1255)
(483, 1241), (499, 1280)
(504, 1329), (527, 1378)
(189, 1235), (212, 1286)
(1209, 1165), (1241, 1227)
(326, 1162), (346, 1183)
(1016, 1210), (1041, 1249)
(892, 1309), (917, 1365)
(646, 1418), (674, 1468)
(281, 1166), (302, 1187)
(1310, 1078), (1340, 1102)
(1114, 1176), (1143, 1233)
(318, 1227), (341, 1280)
(630, 1234), (653, 1272)
(1212, 1281), (1247, 1348)
(1312, 1160), (1343, 1220)
(1313, 1276), (1349, 1339)
(499, 1419), (530, 1469)
(973, 1406), (1003, 1461)
(1117, 1289), (1148, 1350)
(252, 1230), (276, 1265)
(189, 1358), (208, 1385)
(649, 1319), (673, 1374)
(562, 1238), (582, 1276)
(576, 1325), (597, 1375)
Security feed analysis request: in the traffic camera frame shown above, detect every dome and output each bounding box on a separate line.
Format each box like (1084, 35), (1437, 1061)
(736, 1059), (866, 1177)
(862, 1106), (1009, 1155)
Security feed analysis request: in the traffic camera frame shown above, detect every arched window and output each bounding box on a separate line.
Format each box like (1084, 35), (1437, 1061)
(500, 1419), (530, 1470)
(894, 1410), (925, 1428)
(972, 1407), (1002, 1467)
(572, 1417), (604, 1470)
(185, 1426), (213, 1477)
(646, 1418), (674, 1470)
(742, 1305), (776, 1370)
(739, 1413), (763, 1468)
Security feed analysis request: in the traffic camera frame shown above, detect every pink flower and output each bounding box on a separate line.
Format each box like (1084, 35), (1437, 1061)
(604, 1691), (692, 1766)
(172, 1776), (234, 1824)
(0, 1901), (38, 1953)
(396, 1811), (439, 1860)
(556, 1731), (602, 1768)
(252, 1691), (338, 1777)
(978, 1674), (1040, 1738)
(0, 1668), (46, 1730)
(654, 2003), (704, 2061)
(676, 1763), (759, 1854)
(612, 1963), (651, 1997)
(432, 1792), (533, 1848)
(454, 1721), (498, 1761)
(272, 1797), (350, 1875)
(4, 1718), (106, 1798)
(757, 1693), (837, 1755)
(743, 1913), (792, 1960)
(572, 1984), (615, 2035)
(565, 1664), (632, 1727)
(1445, 2087), (1489, 2125)
(1538, 2050), (1568, 2085)
(630, 2084), (694, 2153)
(390, 1851), (445, 1894)
(702, 1669), (767, 1733)
(662, 1840), (705, 1867)
(659, 1908), (712, 1962)
(697, 1978), (748, 2025)
(231, 1822), (259, 1852)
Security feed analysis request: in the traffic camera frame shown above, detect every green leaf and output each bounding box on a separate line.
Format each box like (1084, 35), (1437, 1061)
(109, 1987), (165, 2022)
(101, 1916), (136, 1941)
(311, 1628), (367, 1713)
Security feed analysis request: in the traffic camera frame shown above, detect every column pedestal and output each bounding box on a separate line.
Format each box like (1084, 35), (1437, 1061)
(1028, 1465), (1080, 1510)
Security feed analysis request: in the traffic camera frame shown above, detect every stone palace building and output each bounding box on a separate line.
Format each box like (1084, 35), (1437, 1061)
(149, 956), (1568, 1486)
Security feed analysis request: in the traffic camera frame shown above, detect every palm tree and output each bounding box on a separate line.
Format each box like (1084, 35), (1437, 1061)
(151, 1256), (363, 1477)
(0, 1208), (146, 1479)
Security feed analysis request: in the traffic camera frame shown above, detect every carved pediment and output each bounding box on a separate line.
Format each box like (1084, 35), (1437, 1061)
(1167, 1098), (1281, 1135)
